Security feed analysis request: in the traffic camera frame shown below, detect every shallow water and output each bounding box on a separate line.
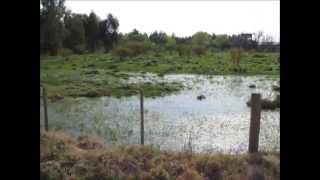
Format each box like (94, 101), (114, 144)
(40, 74), (279, 154)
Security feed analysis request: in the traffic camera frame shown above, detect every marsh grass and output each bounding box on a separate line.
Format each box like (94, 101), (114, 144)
(40, 131), (280, 180)
(41, 52), (279, 101)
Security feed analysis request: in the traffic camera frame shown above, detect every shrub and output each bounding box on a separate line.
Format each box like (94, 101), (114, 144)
(126, 41), (151, 56)
(177, 44), (192, 57)
(112, 47), (133, 60)
(192, 46), (207, 56)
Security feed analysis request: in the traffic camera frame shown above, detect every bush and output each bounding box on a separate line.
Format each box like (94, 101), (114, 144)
(112, 47), (133, 60)
(177, 44), (192, 56)
(125, 41), (151, 56)
(192, 46), (207, 56)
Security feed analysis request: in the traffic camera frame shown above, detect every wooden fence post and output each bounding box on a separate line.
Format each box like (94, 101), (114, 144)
(248, 93), (261, 153)
(140, 89), (144, 145)
(42, 87), (49, 131)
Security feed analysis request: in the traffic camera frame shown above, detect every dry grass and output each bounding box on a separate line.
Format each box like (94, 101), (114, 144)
(40, 131), (280, 180)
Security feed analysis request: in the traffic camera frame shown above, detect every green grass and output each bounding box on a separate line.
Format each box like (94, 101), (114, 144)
(40, 51), (279, 100)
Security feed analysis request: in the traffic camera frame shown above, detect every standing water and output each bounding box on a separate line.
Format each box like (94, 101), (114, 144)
(40, 75), (279, 154)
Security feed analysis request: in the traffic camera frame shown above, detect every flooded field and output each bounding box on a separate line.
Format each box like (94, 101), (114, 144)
(40, 74), (279, 154)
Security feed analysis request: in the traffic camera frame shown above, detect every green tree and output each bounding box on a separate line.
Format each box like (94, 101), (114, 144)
(191, 32), (211, 47)
(213, 35), (230, 50)
(191, 32), (211, 56)
(126, 29), (148, 42)
(40, 0), (67, 55)
(98, 14), (119, 52)
(63, 14), (86, 53)
(165, 36), (176, 54)
(149, 31), (167, 54)
(149, 31), (167, 45)
(85, 12), (100, 52)
(176, 44), (192, 57)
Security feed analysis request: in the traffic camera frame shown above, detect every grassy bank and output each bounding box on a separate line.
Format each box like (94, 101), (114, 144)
(40, 131), (280, 180)
(40, 52), (279, 101)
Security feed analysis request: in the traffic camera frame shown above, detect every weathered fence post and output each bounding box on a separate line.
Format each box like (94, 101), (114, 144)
(248, 93), (261, 153)
(140, 89), (144, 145)
(42, 87), (49, 131)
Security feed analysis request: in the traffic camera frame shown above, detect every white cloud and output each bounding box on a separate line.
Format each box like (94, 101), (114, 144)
(65, 1), (279, 41)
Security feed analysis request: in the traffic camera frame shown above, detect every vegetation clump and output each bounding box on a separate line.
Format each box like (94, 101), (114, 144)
(197, 95), (206, 100)
(40, 131), (280, 180)
(230, 48), (243, 66)
(247, 95), (280, 110)
(272, 85), (280, 92)
(112, 47), (133, 60)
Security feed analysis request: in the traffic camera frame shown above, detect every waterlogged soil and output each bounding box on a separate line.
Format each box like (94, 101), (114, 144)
(40, 75), (279, 154)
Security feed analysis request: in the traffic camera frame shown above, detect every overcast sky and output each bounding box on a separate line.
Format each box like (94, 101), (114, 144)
(65, 1), (280, 42)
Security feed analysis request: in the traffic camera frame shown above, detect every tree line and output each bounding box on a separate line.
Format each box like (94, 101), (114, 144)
(40, 0), (279, 57)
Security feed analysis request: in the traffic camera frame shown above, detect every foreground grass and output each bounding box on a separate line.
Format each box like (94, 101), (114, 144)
(40, 52), (279, 101)
(40, 131), (280, 180)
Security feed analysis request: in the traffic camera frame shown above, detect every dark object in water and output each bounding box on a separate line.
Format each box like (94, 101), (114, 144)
(249, 84), (256, 88)
(272, 85), (280, 92)
(197, 95), (206, 100)
(247, 95), (280, 110)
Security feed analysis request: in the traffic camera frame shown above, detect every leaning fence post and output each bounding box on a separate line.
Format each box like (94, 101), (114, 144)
(42, 87), (49, 131)
(140, 89), (144, 145)
(248, 93), (261, 153)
